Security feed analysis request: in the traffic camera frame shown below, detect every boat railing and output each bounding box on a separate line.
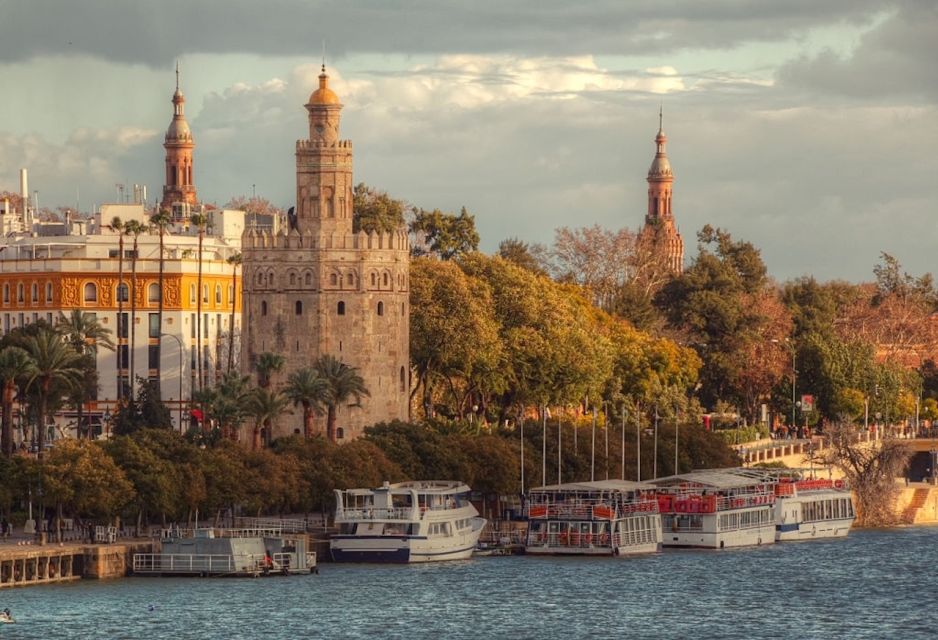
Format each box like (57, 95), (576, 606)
(657, 493), (775, 513)
(527, 501), (657, 520)
(530, 531), (613, 549)
(235, 517), (306, 533)
(215, 527), (285, 538)
(338, 507), (415, 520)
(133, 554), (238, 573)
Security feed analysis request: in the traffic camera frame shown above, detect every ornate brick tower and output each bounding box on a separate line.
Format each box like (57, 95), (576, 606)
(241, 66), (411, 440)
(640, 109), (684, 274)
(160, 64), (198, 218)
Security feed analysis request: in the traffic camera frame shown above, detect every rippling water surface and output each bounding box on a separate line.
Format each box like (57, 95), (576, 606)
(4, 528), (937, 639)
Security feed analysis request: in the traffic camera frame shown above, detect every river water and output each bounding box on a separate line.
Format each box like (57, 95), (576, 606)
(3, 527), (936, 639)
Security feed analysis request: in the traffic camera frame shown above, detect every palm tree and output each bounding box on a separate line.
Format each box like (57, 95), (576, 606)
(150, 209), (172, 397)
(0, 347), (33, 456)
(254, 352), (285, 389)
(190, 213), (208, 392)
(111, 216), (125, 403)
(313, 354), (370, 443)
(55, 310), (115, 439)
(22, 329), (84, 459)
(212, 372), (252, 440)
(124, 219), (147, 402)
(284, 367), (328, 439)
(244, 387), (289, 449)
(226, 252), (242, 374)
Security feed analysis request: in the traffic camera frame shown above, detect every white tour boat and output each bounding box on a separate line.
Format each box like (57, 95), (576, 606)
(525, 480), (661, 556)
(740, 469), (855, 541)
(651, 470), (776, 549)
(331, 480), (486, 563)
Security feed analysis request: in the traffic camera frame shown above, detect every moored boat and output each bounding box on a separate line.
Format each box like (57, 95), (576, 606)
(651, 470), (776, 549)
(737, 469), (855, 541)
(525, 480), (661, 556)
(331, 480), (486, 563)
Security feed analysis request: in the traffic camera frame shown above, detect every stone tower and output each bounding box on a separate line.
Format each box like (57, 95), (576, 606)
(241, 66), (411, 440)
(160, 63), (198, 218)
(639, 109), (684, 274)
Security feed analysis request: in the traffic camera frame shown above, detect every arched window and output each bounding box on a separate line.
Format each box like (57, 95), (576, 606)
(228, 285), (234, 304)
(45, 282), (53, 302)
(400, 366), (406, 392)
(267, 272), (275, 286)
(31, 283), (38, 302)
(2, 284), (8, 304)
(202, 284), (209, 303)
(289, 272), (296, 286)
(261, 300), (268, 316)
(304, 272), (313, 286)
(337, 301), (345, 315)
(336, 427), (345, 440)
(215, 284), (222, 304)
(295, 300), (302, 315)
(377, 301), (384, 316)
(188, 283), (195, 303)
(256, 272), (263, 286)
(383, 272), (389, 287)
(17, 284), (24, 303)
(371, 272), (377, 287)
(119, 283), (130, 303)
(83, 282), (97, 303)
(330, 273), (338, 286)
(148, 283), (161, 303)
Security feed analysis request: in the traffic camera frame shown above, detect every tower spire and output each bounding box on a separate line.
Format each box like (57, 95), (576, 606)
(659, 104), (663, 132)
(175, 60), (180, 92)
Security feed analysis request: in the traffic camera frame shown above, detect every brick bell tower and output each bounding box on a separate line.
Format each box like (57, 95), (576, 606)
(241, 66), (411, 441)
(640, 108), (684, 274)
(160, 63), (198, 218)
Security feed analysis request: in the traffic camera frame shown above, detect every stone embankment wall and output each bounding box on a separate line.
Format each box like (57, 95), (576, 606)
(0, 541), (156, 588)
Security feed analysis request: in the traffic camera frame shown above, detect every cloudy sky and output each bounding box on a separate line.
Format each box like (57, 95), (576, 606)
(2, 0), (936, 282)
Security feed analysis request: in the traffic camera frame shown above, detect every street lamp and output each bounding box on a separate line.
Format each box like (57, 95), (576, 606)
(161, 333), (185, 433)
(102, 408), (112, 439)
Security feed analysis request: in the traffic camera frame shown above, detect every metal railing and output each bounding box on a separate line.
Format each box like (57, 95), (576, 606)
(337, 507), (415, 520)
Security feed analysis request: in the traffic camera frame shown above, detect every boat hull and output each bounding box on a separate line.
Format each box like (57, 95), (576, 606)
(525, 541), (660, 556)
(331, 526), (483, 564)
(775, 518), (853, 542)
(661, 523), (776, 549)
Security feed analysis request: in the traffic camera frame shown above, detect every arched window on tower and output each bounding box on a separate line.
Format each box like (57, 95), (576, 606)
(336, 427), (345, 440)
(330, 273), (338, 286)
(371, 272), (377, 287)
(337, 301), (345, 316)
(383, 272), (389, 287)
(377, 301), (384, 316)
(304, 271), (313, 286)
(400, 366), (406, 393)
(295, 300), (303, 315)
(289, 272), (296, 286)
(261, 301), (268, 316)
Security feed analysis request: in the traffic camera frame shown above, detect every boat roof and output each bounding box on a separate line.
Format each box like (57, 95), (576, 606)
(342, 480), (471, 496)
(650, 469), (769, 489)
(529, 480), (654, 492)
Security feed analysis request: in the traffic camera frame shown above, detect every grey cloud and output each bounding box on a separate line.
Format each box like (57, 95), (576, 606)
(778, 0), (938, 100)
(1, 0), (886, 66)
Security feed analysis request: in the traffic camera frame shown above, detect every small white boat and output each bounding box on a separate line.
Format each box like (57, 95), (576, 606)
(0, 609), (14, 624)
(525, 480), (661, 556)
(331, 480), (486, 563)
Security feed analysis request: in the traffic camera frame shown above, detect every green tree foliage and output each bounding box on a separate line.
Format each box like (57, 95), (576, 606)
(410, 206), (480, 260)
(0, 347), (32, 456)
(352, 183), (406, 233)
(497, 237), (548, 276)
(313, 355), (370, 443)
(41, 440), (134, 524)
(112, 378), (173, 434)
(284, 367), (328, 440)
(655, 226), (789, 421)
(409, 258), (503, 419)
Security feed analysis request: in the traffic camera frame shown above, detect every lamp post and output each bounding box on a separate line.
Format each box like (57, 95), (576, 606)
(102, 408), (112, 440)
(161, 333), (185, 433)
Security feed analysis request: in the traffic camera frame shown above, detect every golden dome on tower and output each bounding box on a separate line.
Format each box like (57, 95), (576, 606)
(308, 65), (340, 105)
